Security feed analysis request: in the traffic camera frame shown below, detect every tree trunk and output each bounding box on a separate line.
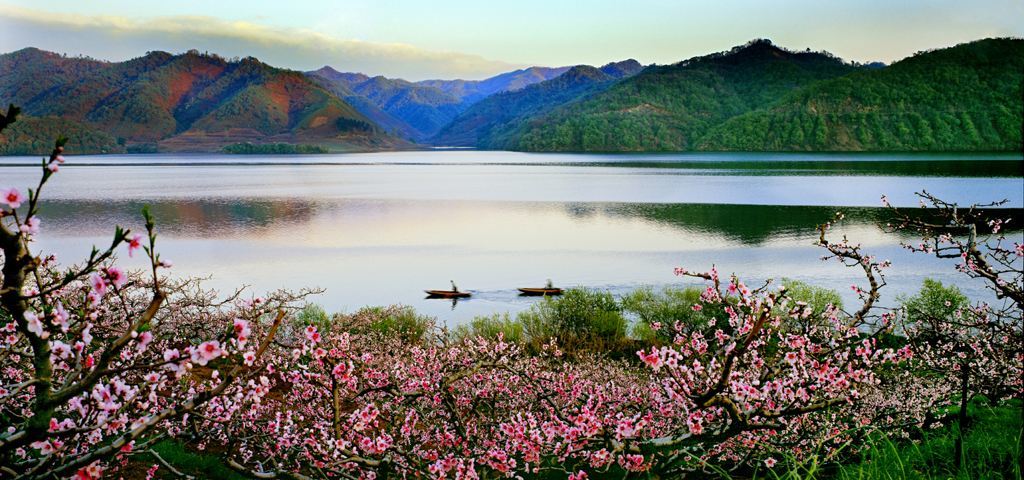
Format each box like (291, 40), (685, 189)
(954, 365), (969, 470)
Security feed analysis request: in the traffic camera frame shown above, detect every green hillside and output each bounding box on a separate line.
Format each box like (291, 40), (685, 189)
(504, 40), (862, 151)
(0, 116), (123, 154)
(699, 38), (1024, 151)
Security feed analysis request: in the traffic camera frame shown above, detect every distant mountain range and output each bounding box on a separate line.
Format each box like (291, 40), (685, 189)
(307, 64), (580, 141)
(1, 38), (1021, 154)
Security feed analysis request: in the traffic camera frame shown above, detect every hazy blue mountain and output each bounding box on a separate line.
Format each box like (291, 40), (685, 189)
(432, 60), (644, 147)
(416, 66), (572, 104)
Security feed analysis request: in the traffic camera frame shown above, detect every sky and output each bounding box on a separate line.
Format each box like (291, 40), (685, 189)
(1, 0), (1021, 80)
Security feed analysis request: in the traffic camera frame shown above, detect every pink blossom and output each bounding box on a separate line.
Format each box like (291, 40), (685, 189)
(2, 188), (26, 209)
(128, 234), (143, 257)
(30, 440), (57, 455)
(233, 318), (251, 342)
(637, 350), (663, 370)
(304, 325), (321, 343)
(25, 311), (47, 339)
(52, 301), (69, 332)
(136, 331), (153, 353)
(19, 216), (40, 235)
(191, 341), (222, 366)
(765, 457), (777, 468)
(89, 273), (107, 297)
(74, 464), (103, 480)
(105, 267), (126, 288)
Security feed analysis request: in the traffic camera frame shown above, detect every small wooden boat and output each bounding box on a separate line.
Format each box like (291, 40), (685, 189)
(425, 290), (471, 298)
(517, 287), (564, 296)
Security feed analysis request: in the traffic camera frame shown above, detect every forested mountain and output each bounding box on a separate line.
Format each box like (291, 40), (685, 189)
(2, 38), (1020, 154)
(308, 66), (463, 140)
(698, 38), (1023, 151)
(0, 48), (400, 153)
(501, 39), (864, 151)
(432, 59), (643, 147)
(491, 38), (1023, 152)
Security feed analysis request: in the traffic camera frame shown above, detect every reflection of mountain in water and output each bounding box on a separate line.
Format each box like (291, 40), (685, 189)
(607, 204), (1024, 245)
(39, 200), (319, 236)
(574, 159), (1023, 177)
(608, 204), (886, 244)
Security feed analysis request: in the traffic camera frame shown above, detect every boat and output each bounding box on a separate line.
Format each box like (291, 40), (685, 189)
(424, 290), (472, 298)
(517, 287), (564, 296)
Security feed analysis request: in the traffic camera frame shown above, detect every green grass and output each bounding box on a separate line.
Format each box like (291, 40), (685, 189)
(764, 399), (1023, 480)
(148, 439), (248, 479)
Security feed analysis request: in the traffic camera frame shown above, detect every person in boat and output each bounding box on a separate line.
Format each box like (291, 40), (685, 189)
(545, 279), (553, 289)
(450, 280), (459, 293)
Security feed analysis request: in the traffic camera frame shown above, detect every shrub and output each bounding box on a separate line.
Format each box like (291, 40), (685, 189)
(452, 313), (525, 343)
(901, 278), (969, 324)
(780, 278), (843, 315)
(517, 288), (629, 352)
(337, 305), (433, 342)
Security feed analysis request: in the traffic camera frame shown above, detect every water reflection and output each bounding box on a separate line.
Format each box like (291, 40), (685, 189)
(32, 197), (1023, 323)
(8, 151), (1020, 323)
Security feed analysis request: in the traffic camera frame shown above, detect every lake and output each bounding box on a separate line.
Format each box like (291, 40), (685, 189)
(1, 151), (1021, 323)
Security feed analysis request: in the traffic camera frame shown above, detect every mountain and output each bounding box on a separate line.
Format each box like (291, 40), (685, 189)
(698, 38), (1023, 151)
(308, 64), (577, 141)
(417, 66), (573, 104)
(432, 59), (643, 147)
(0, 48), (401, 153)
(308, 66), (463, 140)
(501, 39), (864, 151)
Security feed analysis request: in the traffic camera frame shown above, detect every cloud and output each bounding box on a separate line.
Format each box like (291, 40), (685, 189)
(0, 5), (521, 80)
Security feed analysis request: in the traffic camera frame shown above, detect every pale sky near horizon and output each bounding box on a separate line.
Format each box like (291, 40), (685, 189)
(1, 0), (1021, 80)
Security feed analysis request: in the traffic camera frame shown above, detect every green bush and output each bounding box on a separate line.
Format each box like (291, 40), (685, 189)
(295, 303), (331, 330)
(517, 288), (628, 353)
(621, 285), (738, 344)
(344, 305), (433, 342)
(901, 279), (969, 324)
(452, 313), (525, 343)
(780, 278), (843, 316)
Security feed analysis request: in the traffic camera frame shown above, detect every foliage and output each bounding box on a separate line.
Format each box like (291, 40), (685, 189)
(222, 142), (328, 154)
(782, 278), (844, 317)
(469, 38), (1021, 153)
(621, 286), (713, 343)
(338, 305), (434, 342)
(518, 288), (630, 352)
(451, 313), (526, 344)
(900, 279), (968, 325)
(506, 39), (860, 152)
(0, 116), (124, 155)
(701, 38), (1023, 152)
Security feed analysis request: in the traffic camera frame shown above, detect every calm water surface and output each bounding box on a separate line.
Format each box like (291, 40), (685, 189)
(1, 151), (1021, 322)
